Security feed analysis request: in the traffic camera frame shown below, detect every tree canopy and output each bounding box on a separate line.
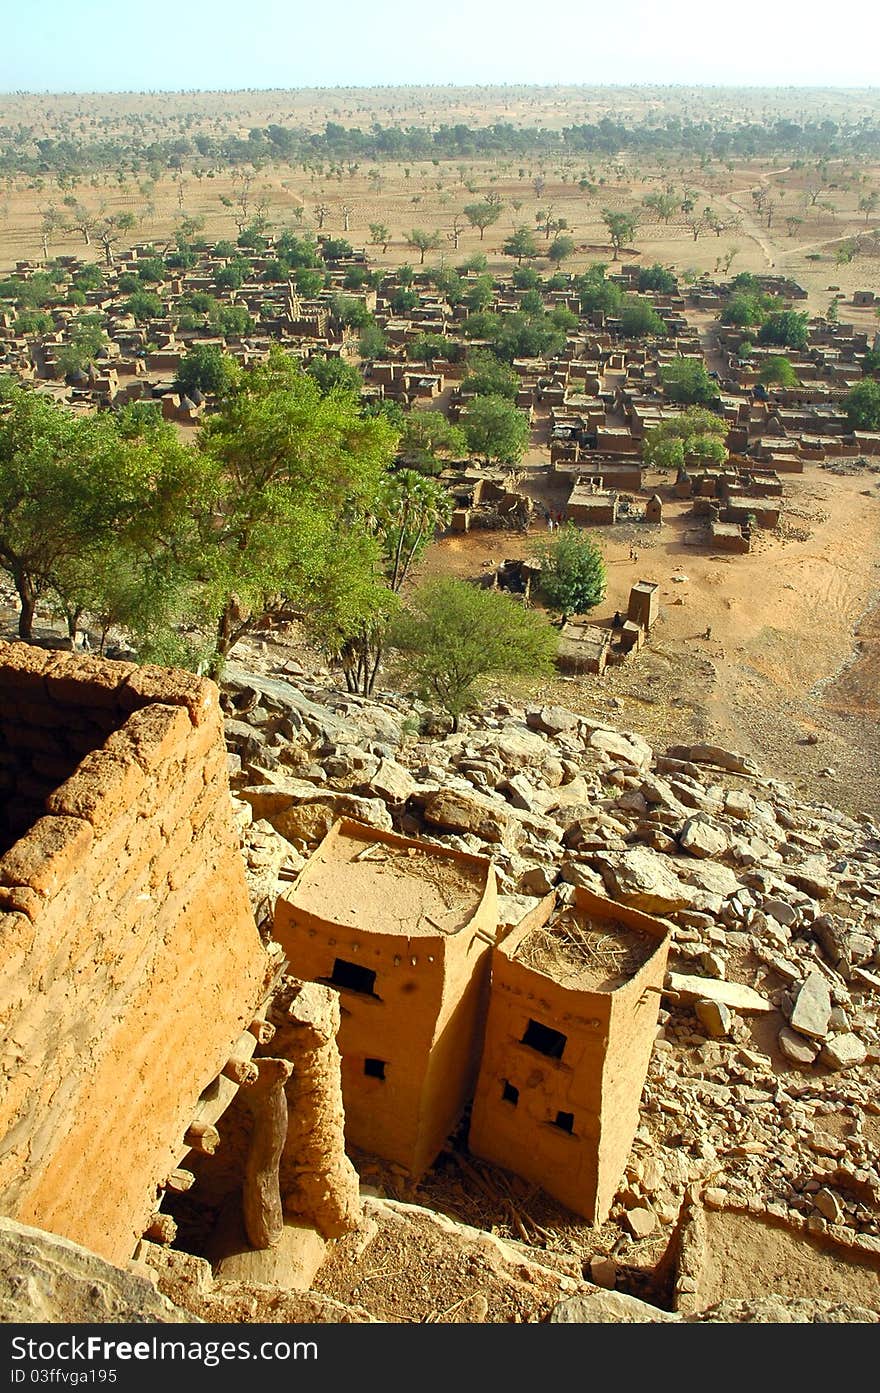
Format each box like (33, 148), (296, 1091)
(845, 379), (880, 431)
(461, 394), (530, 466)
(661, 356), (718, 405)
(531, 525), (607, 622)
(389, 578), (557, 731)
(642, 407), (727, 471)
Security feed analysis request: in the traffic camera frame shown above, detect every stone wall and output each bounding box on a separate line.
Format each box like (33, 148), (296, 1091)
(0, 642), (270, 1264)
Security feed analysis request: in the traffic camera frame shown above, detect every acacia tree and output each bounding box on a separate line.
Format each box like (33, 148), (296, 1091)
(195, 347), (397, 677)
(502, 226), (539, 265)
(39, 206), (67, 261)
(463, 201), (502, 241)
(0, 381), (199, 642)
(405, 228), (443, 264)
(313, 470), (451, 695)
(389, 577), (557, 732)
(642, 408), (727, 471)
(369, 222), (390, 253)
(601, 209), (638, 260)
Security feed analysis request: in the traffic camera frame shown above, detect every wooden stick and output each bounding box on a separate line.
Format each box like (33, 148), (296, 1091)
(223, 1056), (259, 1086)
(184, 1121), (220, 1155)
(248, 1018), (276, 1045)
(241, 1058), (293, 1250)
(162, 1168), (195, 1193)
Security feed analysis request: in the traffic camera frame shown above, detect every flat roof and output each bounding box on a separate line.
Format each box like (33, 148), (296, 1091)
(287, 822), (490, 938)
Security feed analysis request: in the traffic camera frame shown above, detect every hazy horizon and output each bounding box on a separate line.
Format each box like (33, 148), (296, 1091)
(3, 0), (879, 93)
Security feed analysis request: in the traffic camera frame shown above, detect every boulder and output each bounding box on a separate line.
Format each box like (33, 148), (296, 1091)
(601, 847), (692, 913)
(364, 760), (417, 805)
(786, 858), (835, 900)
(0, 1217), (194, 1323)
(820, 1034), (868, 1070)
(665, 973), (773, 1014)
(789, 971), (832, 1041)
(588, 727), (653, 771)
(551, 1289), (678, 1323)
(679, 817), (729, 859)
(778, 1025), (820, 1066)
(423, 788), (524, 847)
(695, 998), (733, 1038)
(666, 743), (758, 776)
(527, 705), (580, 737)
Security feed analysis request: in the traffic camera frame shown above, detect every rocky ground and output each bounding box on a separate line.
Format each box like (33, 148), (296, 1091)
(217, 637), (880, 1320)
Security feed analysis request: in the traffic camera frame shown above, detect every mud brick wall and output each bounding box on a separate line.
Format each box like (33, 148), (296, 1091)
(0, 642), (269, 1264)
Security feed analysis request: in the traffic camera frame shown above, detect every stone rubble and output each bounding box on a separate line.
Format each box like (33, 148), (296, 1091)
(221, 649), (880, 1256)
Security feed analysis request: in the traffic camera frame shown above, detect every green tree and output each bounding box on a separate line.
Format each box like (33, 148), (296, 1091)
(196, 347), (397, 676)
(175, 345), (241, 398)
(661, 356), (717, 404)
(217, 304), (253, 336)
(642, 407), (727, 471)
(463, 201), (502, 240)
(601, 209), (638, 260)
(641, 192), (678, 225)
(574, 264), (623, 316)
(369, 222), (390, 253)
(0, 380), (199, 642)
(331, 294), (373, 330)
(720, 291), (772, 327)
(531, 524), (607, 622)
(638, 263), (677, 293)
(320, 237), (353, 261)
(464, 274), (495, 312)
(215, 260), (246, 291)
(758, 310), (809, 350)
(462, 394), (530, 466)
(315, 470), (450, 695)
(56, 321), (109, 377)
(125, 290), (163, 323)
(389, 578), (557, 732)
(619, 295), (667, 337)
(547, 235), (575, 266)
(404, 228), (443, 264)
(503, 226), (540, 265)
(305, 355), (363, 396)
(757, 357), (799, 388)
(461, 350), (519, 400)
(845, 379), (880, 430)
(398, 411), (466, 474)
(358, 322), (388, 359)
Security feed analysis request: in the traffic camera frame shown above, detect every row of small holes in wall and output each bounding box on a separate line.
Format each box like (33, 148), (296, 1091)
(309, 931), (434, 967)
(502, 1081), (575, 1135)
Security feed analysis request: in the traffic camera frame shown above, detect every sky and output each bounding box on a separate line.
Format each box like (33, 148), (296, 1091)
(1, 0), (878, 92)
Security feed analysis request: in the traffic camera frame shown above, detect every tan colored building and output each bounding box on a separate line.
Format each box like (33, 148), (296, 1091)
(469, 888), (670, 1223)
(273, 819), (497, 1177)
(628, 580), (660, 631)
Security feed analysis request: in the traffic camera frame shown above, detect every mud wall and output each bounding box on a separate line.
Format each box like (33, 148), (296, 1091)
(273, 821), (497, 1176)
(0, 642), (269, 1264)
(470, 889), (669, 1223)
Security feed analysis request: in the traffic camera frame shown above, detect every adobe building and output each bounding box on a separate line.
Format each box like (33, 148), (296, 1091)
(0, 642), (273, 1263)
(273, 819), (498, 1178)
(628, 580), (660, 631)
(556, 619), (611, 675)
(469, 887), (670, 1224)
(566, 480), (619, 527)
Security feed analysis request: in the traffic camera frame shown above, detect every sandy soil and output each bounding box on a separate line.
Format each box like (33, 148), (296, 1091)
(414, 458), (880, 818)
(1, 89), (877, 816)
(695, 1209), (880, 1311)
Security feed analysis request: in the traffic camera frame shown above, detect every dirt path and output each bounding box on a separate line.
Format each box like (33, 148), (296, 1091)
(415, 463), (880, 817)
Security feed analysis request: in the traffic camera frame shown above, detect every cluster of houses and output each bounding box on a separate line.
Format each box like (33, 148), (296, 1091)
(2, 239), (878, 654)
